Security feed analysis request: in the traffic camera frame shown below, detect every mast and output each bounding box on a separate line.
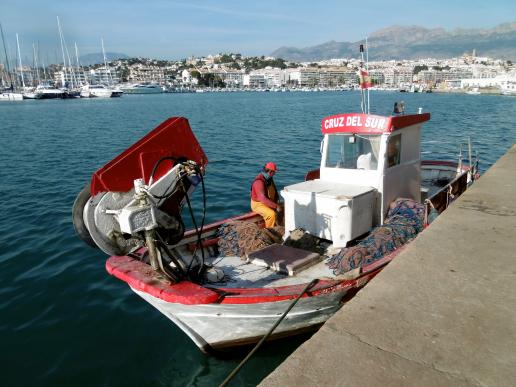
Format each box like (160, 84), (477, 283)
(33, 43), (40, 85)
(64, 39), (78, 88)
(16, 33), (25, 88)
(57, 16), (67, 88)
(42, 54), (48, 81)
(359, 44), (365, 113)
(74, 42), (84, 86)
(0, 22), (14, 91)
(358, 40), (372, 114)
(101, 37), (113, 85)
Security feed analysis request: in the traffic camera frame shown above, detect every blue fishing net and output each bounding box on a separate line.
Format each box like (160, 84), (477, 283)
(327, 198), (425, 275)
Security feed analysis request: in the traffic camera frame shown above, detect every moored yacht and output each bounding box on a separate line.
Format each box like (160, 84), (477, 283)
(0, 91), (24, 101)
(80, 84), (113, 98)
(466, 87), (481, 95)
(33, 82), (65, 99)
(109, 86), (123, 97)
(121, 83), (163, 94)
(21, 86), (42, 99)
(500, 80), (516, 96)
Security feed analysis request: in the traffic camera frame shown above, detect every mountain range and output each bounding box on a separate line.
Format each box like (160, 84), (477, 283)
(271, 22), (516, 62)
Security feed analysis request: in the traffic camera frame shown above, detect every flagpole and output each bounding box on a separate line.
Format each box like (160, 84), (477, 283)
(366, 37), (370, 114)
(359, 44), (365, 113)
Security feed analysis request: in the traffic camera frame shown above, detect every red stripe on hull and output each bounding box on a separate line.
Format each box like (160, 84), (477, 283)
(106, 246), (398, 305)
(106, 256), (220, 304)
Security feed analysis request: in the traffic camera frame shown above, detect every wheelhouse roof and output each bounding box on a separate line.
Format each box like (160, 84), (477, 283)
(321, 113), (431, 135)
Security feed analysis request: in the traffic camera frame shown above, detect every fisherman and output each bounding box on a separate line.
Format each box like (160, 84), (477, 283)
(393, 101), (405, 115)
(250, 162), (282, 228)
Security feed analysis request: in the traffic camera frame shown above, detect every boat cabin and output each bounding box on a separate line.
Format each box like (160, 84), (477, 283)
(281, 112), (430, 247)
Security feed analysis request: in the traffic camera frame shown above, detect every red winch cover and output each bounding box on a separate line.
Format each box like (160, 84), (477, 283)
(90, 117), (208, 196)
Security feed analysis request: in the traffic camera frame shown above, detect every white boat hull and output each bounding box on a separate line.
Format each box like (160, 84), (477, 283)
(0, 92), (23, 101)
(36, 89), (65, 99)
(122, 85), (163, 94)
(80, 90), (113, 98)
(133, 287), (347, 352)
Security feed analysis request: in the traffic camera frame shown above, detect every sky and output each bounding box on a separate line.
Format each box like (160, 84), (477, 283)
(1, 0), (515, 63)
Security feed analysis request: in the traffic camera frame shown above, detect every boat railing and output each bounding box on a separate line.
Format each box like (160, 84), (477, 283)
(424, 170), (469, 225)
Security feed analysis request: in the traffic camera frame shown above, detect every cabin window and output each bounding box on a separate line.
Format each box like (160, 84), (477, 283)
(325, 134), (380, 170)
(387, 134), (401, 167)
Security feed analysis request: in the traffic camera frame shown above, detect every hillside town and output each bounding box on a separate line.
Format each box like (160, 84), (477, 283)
(1, 50), (515, 96)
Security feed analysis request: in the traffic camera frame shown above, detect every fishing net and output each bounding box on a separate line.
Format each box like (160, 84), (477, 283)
(217, 221), (284, 258)
(327, 198), (425, 275)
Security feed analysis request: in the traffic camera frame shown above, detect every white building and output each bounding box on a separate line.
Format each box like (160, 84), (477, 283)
(380, 67), (413, 86)
(211, 69), (245, 86)
(181, 69), (198, 85)
(461, 74), (515, 89)
(248, 68), (286, 87)
(243, 73), (266, 88)
(54, 69), (88, 87)
(127, 64), (164, 83)
(89, 67), (120, 85)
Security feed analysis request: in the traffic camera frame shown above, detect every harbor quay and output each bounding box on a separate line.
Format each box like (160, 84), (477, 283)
(260, 143), (516, 386)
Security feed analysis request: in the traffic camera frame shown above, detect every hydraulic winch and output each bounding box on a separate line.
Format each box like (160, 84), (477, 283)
(72, 117), (208, 281)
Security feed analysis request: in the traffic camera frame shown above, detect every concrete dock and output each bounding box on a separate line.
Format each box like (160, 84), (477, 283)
(260, 144), (516, 387)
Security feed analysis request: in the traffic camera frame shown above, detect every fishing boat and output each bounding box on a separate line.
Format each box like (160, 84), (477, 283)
(73, 106), (478, 353)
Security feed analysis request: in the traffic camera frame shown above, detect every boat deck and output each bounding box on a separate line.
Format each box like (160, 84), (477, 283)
(207, 255), (336, 289)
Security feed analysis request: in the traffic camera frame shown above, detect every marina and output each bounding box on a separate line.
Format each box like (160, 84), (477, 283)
(1, 91), (515, 385)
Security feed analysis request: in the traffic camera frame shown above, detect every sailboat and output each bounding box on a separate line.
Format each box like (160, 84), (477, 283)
(22, 43), (43, 99)
(101, 37), (122, 97)
(57, 16), (80, 98)
(0, 23), (23, 101)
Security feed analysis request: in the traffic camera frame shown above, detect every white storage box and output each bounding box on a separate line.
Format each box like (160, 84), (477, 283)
(281, 180), (376, 248)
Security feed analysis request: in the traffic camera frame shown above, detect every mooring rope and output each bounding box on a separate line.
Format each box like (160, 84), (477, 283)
(219, 278), (319, 387)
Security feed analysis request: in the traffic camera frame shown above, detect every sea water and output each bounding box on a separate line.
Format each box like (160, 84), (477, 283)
(0, 91), (515, 386)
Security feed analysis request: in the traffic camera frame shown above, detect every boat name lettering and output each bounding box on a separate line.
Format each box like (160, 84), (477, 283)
(323, 115), (386, 131)
(364, 117), (386, 130)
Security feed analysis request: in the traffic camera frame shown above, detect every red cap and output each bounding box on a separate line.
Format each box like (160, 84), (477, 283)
(265, 162), (278, 172)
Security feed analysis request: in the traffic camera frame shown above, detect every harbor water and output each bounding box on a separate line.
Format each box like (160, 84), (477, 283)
(1, 91), (515, 386)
